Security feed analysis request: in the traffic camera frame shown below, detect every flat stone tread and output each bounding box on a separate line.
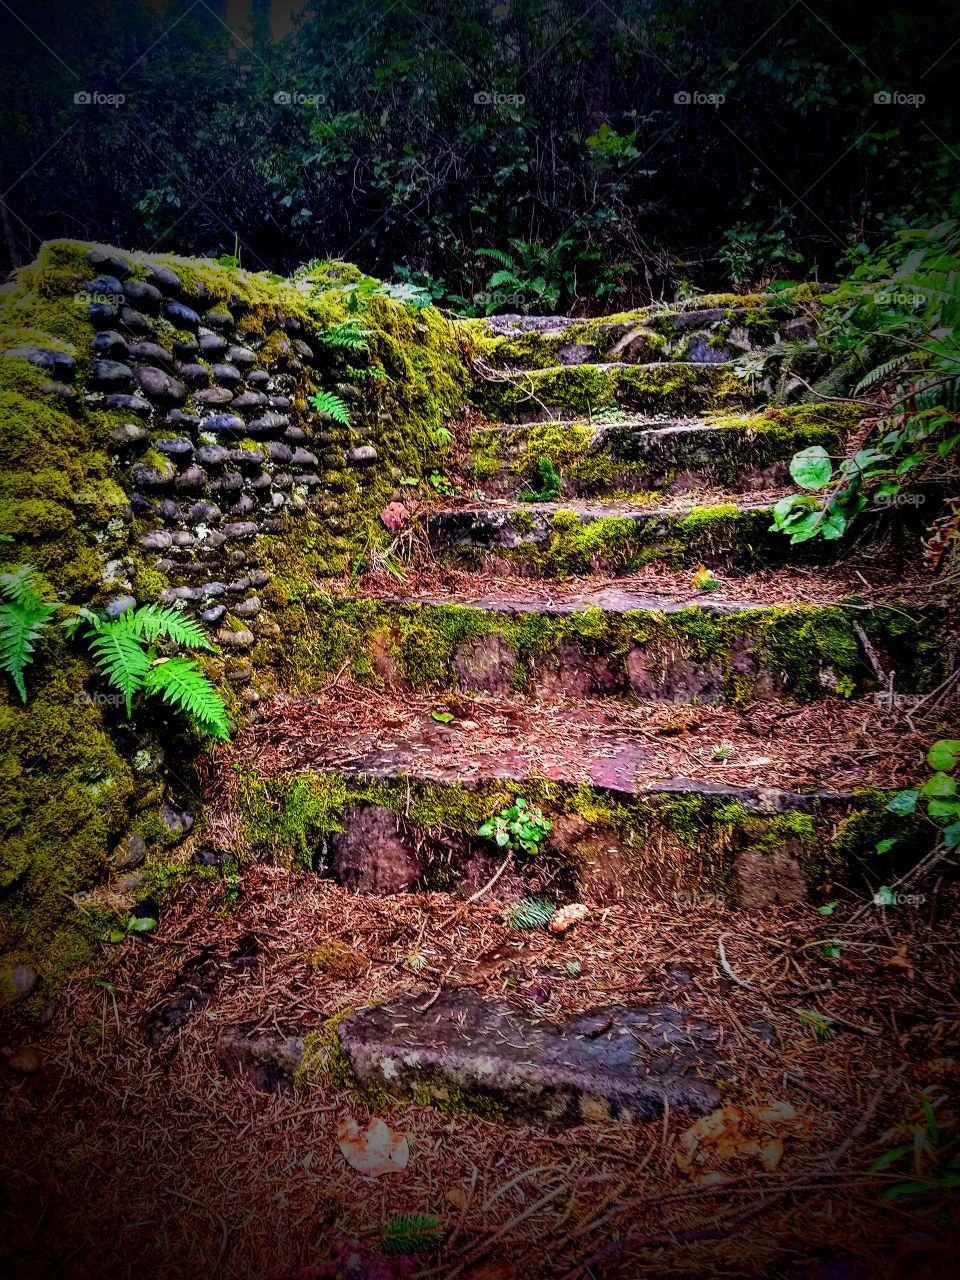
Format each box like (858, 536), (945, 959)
(429, 494), (780, 519)
(373, 587), (836, 617)
(239, 686), (925, 797)
(497, 359), (734, 377)
(337, 989), (722, 1123)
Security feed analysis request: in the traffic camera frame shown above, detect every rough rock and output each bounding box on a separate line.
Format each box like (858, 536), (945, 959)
(1, 964), (38, 1004)
(134, 366), (188, 405)
(329, 804), (420, 893)
(453, 633), (517, 693)
(2, 344), (76, 380)
(345, 444), (378, 467)
(337, 989), (720, 1123)
(113, 832), (146, 870)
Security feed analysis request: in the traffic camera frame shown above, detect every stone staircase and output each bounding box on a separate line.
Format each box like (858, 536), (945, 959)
(211, 297), (942, 1125)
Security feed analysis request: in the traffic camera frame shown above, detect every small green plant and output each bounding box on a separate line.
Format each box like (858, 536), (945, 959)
(427, 470), (456, 496)
(0, 565), (59, 701)
(518, 456), (562, 502)
(870, 1095), (960, 1202)
(308, 388), (351, 424)
(718, 214), (802, 289)
(380, 1213), (444, 1256)
(886, 739), (960, 852)
(67, 604), (230, 740)
(504, 896), (556, 930)
(477, 796), (552, 855)
(107, 912), (157, 942)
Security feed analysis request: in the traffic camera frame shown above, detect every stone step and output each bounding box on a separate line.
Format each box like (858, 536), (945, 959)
(467, 404), (858, 498)
(303, 589), (939, 705)
(425, 497), (833, 574)
(473, 295), (817, 370)
(229, 689), (927, 905)
(219, 991), (722, 1123)
(470, 360), (757, 421)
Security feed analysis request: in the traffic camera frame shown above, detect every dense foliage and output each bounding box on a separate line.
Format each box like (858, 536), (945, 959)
(1, 0), (957, 310)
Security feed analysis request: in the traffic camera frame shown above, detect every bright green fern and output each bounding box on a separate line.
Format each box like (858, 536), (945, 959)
(70, 604), (229, 740)
(0, 566), (59, 701)
(504, 896), (556, 930)
(381, 1213), (444, 1256)
(320, 318), (372, 351)
(144, 657), (231, 740)
(308, 388), (351, 424)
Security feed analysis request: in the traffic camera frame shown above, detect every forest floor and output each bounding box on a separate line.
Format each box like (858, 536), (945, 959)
(1, 863), (958, 1280)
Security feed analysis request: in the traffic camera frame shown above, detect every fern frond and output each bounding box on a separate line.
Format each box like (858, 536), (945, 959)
(143, 658), (231, 740)
(504, 896), (556, 930)
(476, 247), (515, 268)
(320, 320), (372, 351)
(853, 354), (913, 394)
(486, 269), (522, 290)
(86, 625), (151, 716)
(0, 564), (46, 606)
(381, 1213), (444, 1257)
(127, 604), (212, 651)
(0, 596), (58, 701)
(308, 389), (351, 425)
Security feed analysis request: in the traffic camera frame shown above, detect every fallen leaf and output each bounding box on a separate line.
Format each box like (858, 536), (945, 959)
(337, 1116), (409, 1176)
(884, 944), (916, 979)
(548, 903), (589, 935)
(445, 1186), (467, 1210)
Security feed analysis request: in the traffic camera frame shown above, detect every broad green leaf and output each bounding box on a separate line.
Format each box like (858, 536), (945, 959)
(943, 821), (960, 848)
(789, 446), (833, 490)
(820, 508), (847, 540)
(927, 740), (960, 771)
(875, 837), (897, 854)
(127, 916), (156, 933)
(922, 772), (957, 798)
(886, 790), (918, 815)
(431, 711), (454, 723)
(927, 798), (960, 820)
(818, 901), (837, 915)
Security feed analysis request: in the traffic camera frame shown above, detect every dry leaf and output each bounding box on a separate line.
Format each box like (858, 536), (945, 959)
(548, 903), (589, 934)
(337, 1115), (409, 1176)
(884, 944), (916, 979)
(446, 1186), (468, 1210)
(676, 1100), (800, 1180)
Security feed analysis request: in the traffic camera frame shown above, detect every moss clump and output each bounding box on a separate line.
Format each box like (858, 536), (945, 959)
(309, 940), (369, 979)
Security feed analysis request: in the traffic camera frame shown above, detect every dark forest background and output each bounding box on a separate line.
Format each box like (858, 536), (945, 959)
(0, 0), (957, 311)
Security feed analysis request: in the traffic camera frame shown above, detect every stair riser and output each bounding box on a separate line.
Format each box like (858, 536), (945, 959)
(235, 770), (920, 907)
(469, 420), (843, 498)
(476, 301), (815, 370)
(427, 505), (835, 573)
(471, 363), (757, 421)
(294, 599), (941, 706)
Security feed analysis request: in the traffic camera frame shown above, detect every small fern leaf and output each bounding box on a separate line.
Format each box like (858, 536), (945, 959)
(0, 597), (57, 701)
(476, 247), (515, 268)
(308, 389), (351, 425)
(143, 658), (231, 740)
(504, 896), (556, 930)
(128, 604), (212, 650)
(87, 625), (151, 716)
(853, 354), (912, 394)
(381, 1213), (444, 1257)
(0, 564), (45, 605)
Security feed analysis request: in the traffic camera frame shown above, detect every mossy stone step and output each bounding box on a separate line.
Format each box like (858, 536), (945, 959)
(468, 404), (858, 498)
(470, 360), (756, 421)
(233, 754), (920, 907)
(472, 292), (819, 371)
(294, 592), (940, 706)
(426, 498), (834, 573)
